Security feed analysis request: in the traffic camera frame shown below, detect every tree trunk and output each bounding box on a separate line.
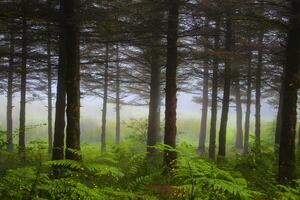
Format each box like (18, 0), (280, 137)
(101, 42), (109, 152)
(47, 25), (53, 155)
(235, 76), (243, 150)
(19, 10), (27, 154)
(244, 51), (252, 155)
(115, 44), (121, 145)
(275, 84), (283, 148)
(64, 0), (81, 160)
(164, 0), (179, 170)
(147, 41), (161, 157)
(218, 16), (233, 157)
(278, 0), (300, 184)
(198, 63), (209, 154)
(255, 34), (263, 150)
(7, 32), (14, 152)
(208, 18), (220, 160)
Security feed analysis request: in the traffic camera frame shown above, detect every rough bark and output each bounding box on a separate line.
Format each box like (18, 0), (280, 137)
(255, 34), (263, 150)
(208, 18), (220, 160)
(244, 51), (252, 155)
(115, 44), (121, 145)
(218, 16), (233, 157)
(147, 40), (161, 157)
(198, 62), (209, 154)
(6, 32), (14, 152)
(235, 76), (243, 150)
(19, 6), (27, 154)
(64, 0), (81, 160)
(101, 42), (109, 152)
(164, 0), (179, 170)
(278, 0), (300, 184)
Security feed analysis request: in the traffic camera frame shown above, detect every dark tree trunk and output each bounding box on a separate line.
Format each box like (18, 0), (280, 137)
(198, 63), (209, 154)
(164, 0), (179, 170)
(244, 51), (252, 155)
(278, 0), (300, 184)
(47, 25), (53, 155)
(64, 0), (81, 160)
(52, 0), (66, 162)
(101, 42), (109, 152)
(218, 16), (233, 157)
(19, 10), (27, 154)
(235, 76), (243, 150)
(208, 18), (220, 160)
(255, 34), (263, 150)
(147, 41), (161, 157)
(115, 44), (121, 145)
(7, 32), (14, 152)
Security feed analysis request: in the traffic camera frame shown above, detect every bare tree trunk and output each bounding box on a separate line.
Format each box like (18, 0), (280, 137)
(7, 32), (14, 152)
(278, 0), (300, 184)
(101, 42), (109, 152)
(198, 63), (209, 154)
(218, 16), (233, 157)
(47, 24), (53, 155)
(275, 85), (283, 148)
(164, 0), (179, 170)
(115, 44), (121, 145)
(244, 51), (252, 155)
(147, 41), (161, 157)
(19, 8), (27, 154)
(52, 1), (66, 162)
(65, 0), (81, 161)
(235, 76), (243, 150)
(255, 34), (263, 150)
(208, 18), (220, 160)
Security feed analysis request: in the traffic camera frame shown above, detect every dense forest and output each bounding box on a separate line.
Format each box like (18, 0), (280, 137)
(0, 0), (300, 199)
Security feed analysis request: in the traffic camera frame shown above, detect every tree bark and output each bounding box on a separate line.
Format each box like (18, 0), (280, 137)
(7, 32), (14, 152)
(164, 0), (179, 170)
(47, 24), (53, 155)
(275, 84), (283, 148)
(218, 16), (233, 157)
(115, 44), (121, 145)
(147, 40), (161, 157)
(255, 34), (263, 150)
(198, 62), (209, 154)
(101, 42), (109, 152)
(19, 6), (27, 154)
(208, 18), (220, 160)
(64, 0), (81, 160)
(244, 51), (252, 155)
(235, 75), (243, 150)
(278, 0), (300, 184)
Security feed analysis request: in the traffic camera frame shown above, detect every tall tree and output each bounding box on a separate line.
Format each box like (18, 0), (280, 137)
(47, 24), (53, 155)
(64, 0), (81, 160)
(115, 44), (121, 145)
(164, 0), (179, 170)
(234, 69), (243, 150)
(278, 0), (300, 184)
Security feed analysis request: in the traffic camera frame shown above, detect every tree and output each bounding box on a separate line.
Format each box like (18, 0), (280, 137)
(278, 0), (300, 185)
(164, 0), (179, 170)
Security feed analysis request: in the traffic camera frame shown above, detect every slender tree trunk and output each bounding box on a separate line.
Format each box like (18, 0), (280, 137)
(198, 63), (209, 154)
(298, 121), (300, 149)
(47, 25), (53, 155)
(244, 51), (252, 155)
(19, 10), (27, 154)
(218, 16), (233, 157)
(278, 0), (300, 184)
(147, 42), (161, 157)
(208, 18), (220, 160)
(65, 0), (81, 160)
(275, 84), (283, 147)
(52, 0), (66, 162)
(164, 0), (179, 170)
(101, 42), (109, 152)
(7, 32), (14, 152)
(255, 34), (263, 150)
(115, 44), (121, 145)
(235, 76), (243, 150)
